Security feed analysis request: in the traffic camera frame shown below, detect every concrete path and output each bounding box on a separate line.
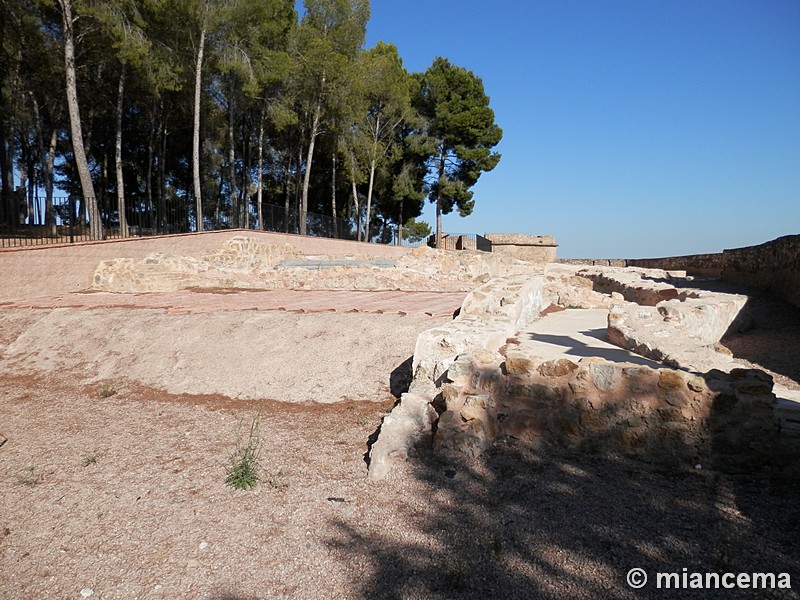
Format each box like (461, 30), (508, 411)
(517, 308), (663, 368)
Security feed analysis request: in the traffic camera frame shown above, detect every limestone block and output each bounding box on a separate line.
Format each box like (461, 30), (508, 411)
(586, 362), (617, 391)
(367, 393), (438, 482)
(505, 350), (539, 378)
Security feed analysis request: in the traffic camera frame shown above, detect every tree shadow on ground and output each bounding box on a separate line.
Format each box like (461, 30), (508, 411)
(328, 439), (800, 599)
(522, 330), (662, 367)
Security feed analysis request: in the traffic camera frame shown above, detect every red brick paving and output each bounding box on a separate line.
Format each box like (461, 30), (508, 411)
(0, 288), (465, 317)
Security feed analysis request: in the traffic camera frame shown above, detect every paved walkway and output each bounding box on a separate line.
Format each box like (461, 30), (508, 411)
(0, 289), (465, 317)
(517, 308), (663, 367)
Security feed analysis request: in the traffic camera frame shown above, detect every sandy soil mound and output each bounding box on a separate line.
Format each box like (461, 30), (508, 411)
(0, 308), (448, 402)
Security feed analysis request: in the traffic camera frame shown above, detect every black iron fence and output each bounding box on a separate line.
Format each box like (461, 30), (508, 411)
(0, 196), (356, 249)
(0, 194), (489, 252)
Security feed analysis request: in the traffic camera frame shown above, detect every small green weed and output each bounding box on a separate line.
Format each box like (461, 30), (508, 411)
(225, 412), (263, 490)
(17, 466), (43, 487)
(82, 454), (98, 467)
(99, 385), (116, 399)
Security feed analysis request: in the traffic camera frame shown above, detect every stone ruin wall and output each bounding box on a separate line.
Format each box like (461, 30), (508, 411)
(722, 234), (800, 309)
(627, 253), (726, 278)
(436, 351), (777, 473)
(484, 233), (558, 263)
(368, 265), (790, 481)
(593, 234), (800, 309)
(91, 235), (546, 294)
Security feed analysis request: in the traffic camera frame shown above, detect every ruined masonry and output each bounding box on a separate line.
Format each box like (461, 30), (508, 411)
(368, 264), (796, 481)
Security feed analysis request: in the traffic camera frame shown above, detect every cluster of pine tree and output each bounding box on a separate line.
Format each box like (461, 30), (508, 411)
(0, 0), (502, 245)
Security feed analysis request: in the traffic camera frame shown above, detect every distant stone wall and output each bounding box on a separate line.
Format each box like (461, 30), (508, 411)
(619, 235), (800, 308)
(628, 253), (725, 277)
(722, 235), (800, 308)
(0, 229), (413, 301)
(92, 236), (545, 294)
(484, 233), (558, 263)
(558, 258), (629, 267)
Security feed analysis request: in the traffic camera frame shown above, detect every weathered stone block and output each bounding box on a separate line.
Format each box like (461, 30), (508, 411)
(687, 375), (706, 392)
(578, 407), (608, 431)
(587, 362), (616, 391)
(537, 358), (579, 378)
(617, 426), (647, 449)
(658, 369), (686, 390)
(505, 351), (539, 378)
(663, 390), (690, 408)
(507, 382), (561, 404)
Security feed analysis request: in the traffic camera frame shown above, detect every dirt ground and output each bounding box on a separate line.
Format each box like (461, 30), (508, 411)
(1, 282), (799, 599)
(0, 375), (798, 600)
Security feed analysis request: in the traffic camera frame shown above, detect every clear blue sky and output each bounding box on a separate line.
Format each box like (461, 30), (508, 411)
(339, 0), (800, 258)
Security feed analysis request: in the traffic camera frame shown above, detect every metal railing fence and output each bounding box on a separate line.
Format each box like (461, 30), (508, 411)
(0, 195), (490, 252)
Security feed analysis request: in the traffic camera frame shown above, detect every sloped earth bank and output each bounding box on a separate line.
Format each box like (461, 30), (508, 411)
(0, 376), (798, 599)
(0, 307), (450, 403)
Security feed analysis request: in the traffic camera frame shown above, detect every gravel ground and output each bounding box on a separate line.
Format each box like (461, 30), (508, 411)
(1, 375), (798, 600)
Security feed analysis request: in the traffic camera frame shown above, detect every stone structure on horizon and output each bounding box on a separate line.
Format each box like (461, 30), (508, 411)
(484, 233), (558, 263)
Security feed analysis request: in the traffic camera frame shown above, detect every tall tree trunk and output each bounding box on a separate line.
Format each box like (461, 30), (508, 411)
(0, 119), (11, 235)
(115, 65), (128, 237)
(256, 108), (265, 230)
(146, 118), (154, 223)
(283, 155), (292, 233)
(435, 149), (445, 249)
(241, 123), (250, 229)
(31, 94), (47, 226)
(397, 199), (403, 246)
(228, 94), (238, 228)
(300, 104), (321, 236)
(193, 27), (206, 232)
(45, 127), (57, 236)
(364, 157), (377, 243)
(301, 74), (324, 237)
(294, 141), (303, 233)
(348, 156), (361, 241)
(363, 116), (381, 244)
(331, 147), (337, 238)
(0, 6), (9, 233)
(32, 92), (59, 236)
(59, 0), (101, 239)
(159, 117), (167, 233)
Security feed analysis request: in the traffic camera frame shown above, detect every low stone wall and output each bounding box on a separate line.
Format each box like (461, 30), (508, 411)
(628, 253), (725, 277)
(435, 351), (777, 471)
(619, 235), (800, 307)
(723, 235), (800, 308)
(579, 267), (693, 306)
(368, 274), (547, 480)
(92, 236), (544, 293)
(0, 229), (412, 301)
(573, 267), (750, 372)
(368, 262), (792, 481)
(558, 258), (629, 267)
